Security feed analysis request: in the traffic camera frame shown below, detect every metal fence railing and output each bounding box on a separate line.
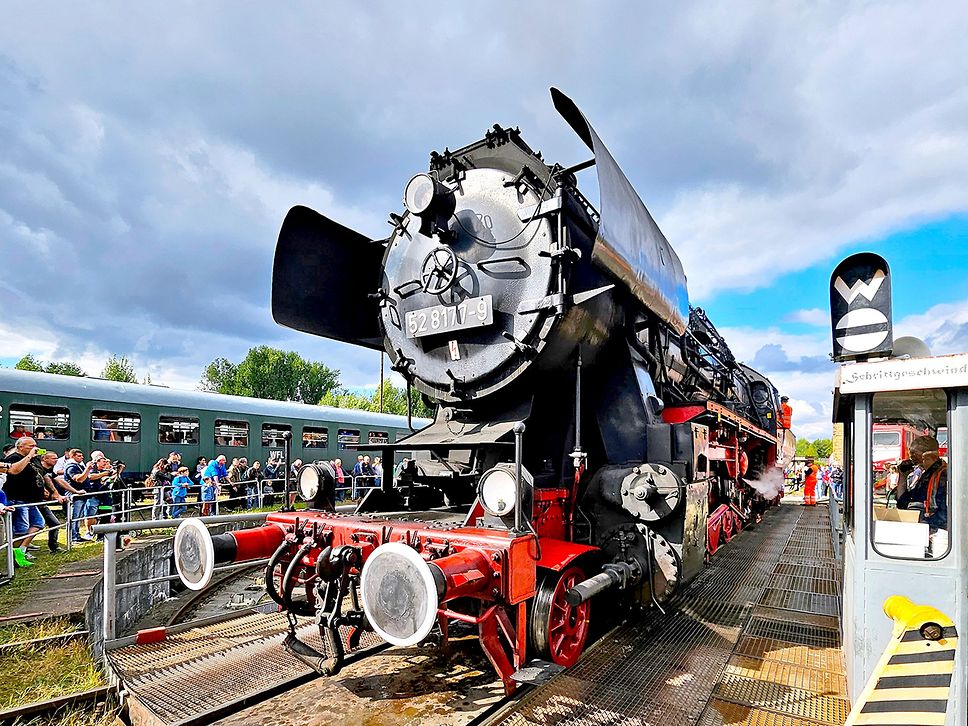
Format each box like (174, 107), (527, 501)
(0, 473), (383, 587)
(90, 512), (270, 647)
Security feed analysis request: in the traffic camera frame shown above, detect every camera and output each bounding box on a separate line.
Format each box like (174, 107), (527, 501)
(35, 448), (47, 456)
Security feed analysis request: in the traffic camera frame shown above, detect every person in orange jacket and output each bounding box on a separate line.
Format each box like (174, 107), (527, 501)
(802, 458), (819, 506)
(780, 396), (793, 430)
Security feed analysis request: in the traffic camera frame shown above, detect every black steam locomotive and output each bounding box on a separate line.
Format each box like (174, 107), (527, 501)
(175, 89), (785, 693)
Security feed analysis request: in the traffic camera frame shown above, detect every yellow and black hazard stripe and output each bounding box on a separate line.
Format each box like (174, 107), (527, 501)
(846, 598), (958, 726)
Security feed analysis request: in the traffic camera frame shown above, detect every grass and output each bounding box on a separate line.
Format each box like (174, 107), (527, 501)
(0, 542), (102, 618)
(10, 703), (118, 726)
(0, 617), (82, 646)
(0, 633), (105, 711)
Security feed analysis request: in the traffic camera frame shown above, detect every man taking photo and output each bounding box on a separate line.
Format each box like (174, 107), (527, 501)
(2, 437), (46, 566)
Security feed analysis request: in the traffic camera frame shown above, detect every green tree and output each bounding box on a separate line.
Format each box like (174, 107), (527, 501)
(199, 347), (340, 403)
(795, 438), (816, 457)
(45, 361), (86, 377)
(320, 380), (435, 419)
(813, 438), (833, 459)
(14, 354), (86, 376)
(299, 361), (341, 405)
(14, 354), (44, 372)
(200, 357), (240, 394)
(102, 355), (138, 383)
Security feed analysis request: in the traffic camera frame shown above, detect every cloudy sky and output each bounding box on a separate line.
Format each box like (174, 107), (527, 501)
(2, 2), (967, 440)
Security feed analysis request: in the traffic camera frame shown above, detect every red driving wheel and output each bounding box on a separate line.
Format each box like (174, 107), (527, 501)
(529, 566), (591, 667)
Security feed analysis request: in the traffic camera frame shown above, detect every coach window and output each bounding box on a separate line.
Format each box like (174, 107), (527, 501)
(303, 426), (329, 449)
(262, 423), (291, 447)
(870, 389), (950, 560)
(215, 419), (249, 447)
(91, 411), (140, 443)
(159, 415), (199, 445)
(367, 431), (390, 445)
(337, 428), (360, 450)
(9, 404), (70, 441)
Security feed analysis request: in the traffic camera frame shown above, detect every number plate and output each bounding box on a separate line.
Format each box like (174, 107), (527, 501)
(405, 295), (494, 339)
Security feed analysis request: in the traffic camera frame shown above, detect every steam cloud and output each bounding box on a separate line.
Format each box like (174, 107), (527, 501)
(745, 468), (785, 499)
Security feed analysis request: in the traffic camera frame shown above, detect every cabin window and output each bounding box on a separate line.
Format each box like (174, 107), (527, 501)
(870, 389), (950, 560)
(91, 411), (140, 443)
(303, 426), (329, 449)
(9, 404), (70, 441)
(215, 419), (248, 447)
(159, 416), (199, 445)
(261, 423), (291, 447)
(367, 431), (390, 445)
(337, 428), (360, 450)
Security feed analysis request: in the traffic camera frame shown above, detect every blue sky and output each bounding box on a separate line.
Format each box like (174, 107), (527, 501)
(707, 214), (968, 332)
(2, 2), (967, 442)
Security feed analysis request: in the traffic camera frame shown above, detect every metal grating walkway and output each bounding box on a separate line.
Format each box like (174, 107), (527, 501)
(490, 503), (848, 726)
(110, 609), (383, 726)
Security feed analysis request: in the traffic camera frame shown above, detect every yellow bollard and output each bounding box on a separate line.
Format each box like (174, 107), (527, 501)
(845, 596), (958, 725)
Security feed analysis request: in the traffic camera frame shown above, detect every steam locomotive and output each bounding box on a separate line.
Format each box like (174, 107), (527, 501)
(174, 89), (785, 693)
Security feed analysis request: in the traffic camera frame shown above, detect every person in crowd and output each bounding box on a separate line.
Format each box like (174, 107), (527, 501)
(2, 437), (46, 565)
(148, 457), (172, 520)
(333, 458), (345, 497)
(170, 467), (191, 518)
(200, 474), (218, 515)
(92, 416), (112, 441)
(287, 459), (303, 508)
(97, 457), (125, 528)
(34, 451), (67, 553)
(801, 458), (819, 506)
(201, 455), (228, 514)
(83, 452), (115, 537)
(373, 457), (383, 488)
(35, 428), (48, 439)
(227, 457), (248, 505)
(63, 449), (95, 542)
(244, 460), (263, 509)
(166, 451), (182, 474)
(352, 454), (365, 481)
(53, 448), (70, 477)
(10, 424), (31, 439)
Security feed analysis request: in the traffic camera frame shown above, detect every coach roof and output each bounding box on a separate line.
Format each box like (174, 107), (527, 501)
(0, 369), (428, 429)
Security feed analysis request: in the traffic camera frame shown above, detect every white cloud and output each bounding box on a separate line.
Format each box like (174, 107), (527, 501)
(0, 1), (966, 415)
(784, 308), (828, 326)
